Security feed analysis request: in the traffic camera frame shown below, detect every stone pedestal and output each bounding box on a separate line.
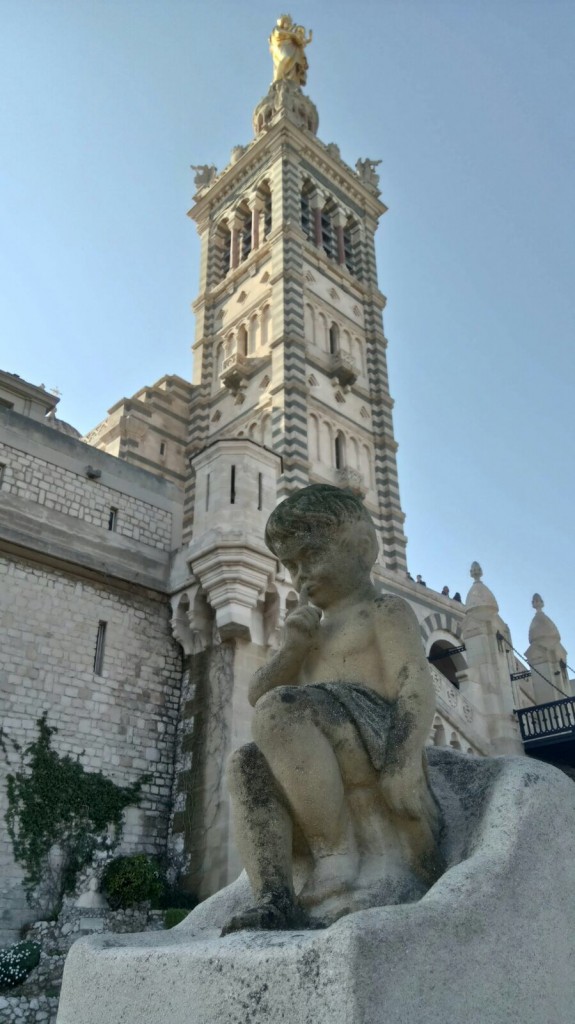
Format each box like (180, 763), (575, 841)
(57, 750), (575, 1024)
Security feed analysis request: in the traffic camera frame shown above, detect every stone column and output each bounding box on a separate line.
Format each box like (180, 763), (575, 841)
(251, 196), (263, 251)
(309, 190), (324, 247)
(229, 213), (243, 271)
(333, 209), (347, 265)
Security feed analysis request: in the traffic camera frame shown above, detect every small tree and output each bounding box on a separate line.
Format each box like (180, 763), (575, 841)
(3, 713), (149, 912)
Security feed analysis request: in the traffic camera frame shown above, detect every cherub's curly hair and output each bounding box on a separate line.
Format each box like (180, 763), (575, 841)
(265, 484), (378, 565)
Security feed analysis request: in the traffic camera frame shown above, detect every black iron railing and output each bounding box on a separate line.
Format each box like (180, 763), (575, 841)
(516, 696), (575, 746)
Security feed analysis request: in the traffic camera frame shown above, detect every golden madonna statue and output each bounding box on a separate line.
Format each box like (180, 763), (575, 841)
(269, 14), (312, 86)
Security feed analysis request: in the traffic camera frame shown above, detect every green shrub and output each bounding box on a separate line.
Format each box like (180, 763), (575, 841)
(163, 908), (190, 929)
(101, 854), (165, 910)
(4, 713), (149, 908)
(0, 940), (41, 991)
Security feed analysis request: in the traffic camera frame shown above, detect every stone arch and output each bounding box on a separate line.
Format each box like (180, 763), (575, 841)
(423, 623), (466, 690)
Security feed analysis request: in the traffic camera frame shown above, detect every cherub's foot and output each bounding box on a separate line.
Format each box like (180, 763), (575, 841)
(298, 852), (359, 910)
(221, 889), (326, 936)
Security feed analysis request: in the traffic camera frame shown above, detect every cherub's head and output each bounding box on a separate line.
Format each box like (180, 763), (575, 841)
(265, 485), (378, 607)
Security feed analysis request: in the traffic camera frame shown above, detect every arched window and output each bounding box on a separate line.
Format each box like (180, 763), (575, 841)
(237, 324), (248, 357)
(319, 420), (332, 465)
(261, 305), (271, 347)
(428, 640), (466, 689)
(321, 199), (337, 261)
(360, 444), (372, 488)
(342, 329), (352, 355)
(301, 180), (314, 242)
(259, 180), (272, 238)
(224, 333), (234, 360)
(343, 217), (360, 277)
(354, 337), (364, 375)
(304, 303), (315, 346)
(215, 341), (225, 380)
(248, 421), (258, 440)
(262, 414), (272, 447)
(237, 201), (252, 262)
(334, 431), (345, 470)
(349, 436), (360, 469)
(433, 720), (446, 747)
(248, 315), (258, 355)
(309, 413), (320, 461)
(317, 312), (329, 352)
(329, 322), (339, 354)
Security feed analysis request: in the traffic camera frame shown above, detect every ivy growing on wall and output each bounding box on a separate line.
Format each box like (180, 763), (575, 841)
(2, 713), (150, 909)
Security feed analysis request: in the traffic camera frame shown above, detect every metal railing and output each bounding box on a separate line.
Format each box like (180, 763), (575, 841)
(516, 696), (575, 745)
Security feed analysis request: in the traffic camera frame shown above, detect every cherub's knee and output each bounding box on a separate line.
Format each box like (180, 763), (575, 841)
(252, 686), (303, 749)
(226, 742), (264, 796)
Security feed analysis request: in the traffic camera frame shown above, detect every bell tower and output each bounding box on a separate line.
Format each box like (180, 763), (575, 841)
(173, 17), (411, 896)
(185, 15), (407, 574)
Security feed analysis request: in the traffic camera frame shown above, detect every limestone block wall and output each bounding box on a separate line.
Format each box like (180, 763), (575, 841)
(0, 440), (172, 550)
(0, 553), (183, 946)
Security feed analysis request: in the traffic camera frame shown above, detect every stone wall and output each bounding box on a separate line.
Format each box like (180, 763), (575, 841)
(0, 440), (172, 550)
(0, 551), (183, 944)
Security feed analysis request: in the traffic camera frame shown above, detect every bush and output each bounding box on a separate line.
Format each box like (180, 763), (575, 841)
(101, 854), (165, 910)
(163, 908), (190, 929)
(3, 713), (149, 910)
(0, 940), (41, 991)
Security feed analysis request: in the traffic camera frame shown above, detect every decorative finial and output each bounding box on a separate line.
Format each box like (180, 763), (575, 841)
(470, 561), (483, 582)
(532, 593), (544, 611)
(269, 14), (312, 86)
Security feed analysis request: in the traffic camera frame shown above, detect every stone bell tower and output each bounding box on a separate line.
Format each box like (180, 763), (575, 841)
(171, 16), (409, 898)
(185, 13), (407, 572)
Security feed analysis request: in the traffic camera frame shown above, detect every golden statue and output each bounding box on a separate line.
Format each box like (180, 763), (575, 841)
(269, 14), (312, 86)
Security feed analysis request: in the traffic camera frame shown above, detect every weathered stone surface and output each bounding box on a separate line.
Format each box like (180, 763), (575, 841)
(57, 749), (575, 1024)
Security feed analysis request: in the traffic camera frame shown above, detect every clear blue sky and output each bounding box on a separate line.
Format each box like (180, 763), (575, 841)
(1, 1), (573, 670)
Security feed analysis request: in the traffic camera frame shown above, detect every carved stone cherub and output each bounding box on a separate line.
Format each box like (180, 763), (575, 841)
(223, 484), (443, 934)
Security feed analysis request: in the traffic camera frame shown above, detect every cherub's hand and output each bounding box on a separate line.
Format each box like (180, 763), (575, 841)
(283, 600), (321, 654)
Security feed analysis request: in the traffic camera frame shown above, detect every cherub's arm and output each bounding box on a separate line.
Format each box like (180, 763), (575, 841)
(373, 596), (437, 821)
(248, 603), (320, 707)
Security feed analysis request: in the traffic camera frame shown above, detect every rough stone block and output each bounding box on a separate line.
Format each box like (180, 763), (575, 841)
(57, 750), (575, 1024)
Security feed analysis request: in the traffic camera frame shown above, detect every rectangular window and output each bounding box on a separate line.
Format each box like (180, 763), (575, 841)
(0, 464), (5, 488)
(230, 465), (236, 504)
(257, 472), (263, 511)
(160, 442), (166, 456)
(108, 507), (118, 531)
(205, 473), (210, 511)
(93, 621), (107, 675)
(0, 397), (14, 409)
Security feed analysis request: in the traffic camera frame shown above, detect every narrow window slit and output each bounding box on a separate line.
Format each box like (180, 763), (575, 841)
(93, 621), (107, 675)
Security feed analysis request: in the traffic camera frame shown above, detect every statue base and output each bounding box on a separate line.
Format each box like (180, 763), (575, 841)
(57, 750), (575, 1024)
